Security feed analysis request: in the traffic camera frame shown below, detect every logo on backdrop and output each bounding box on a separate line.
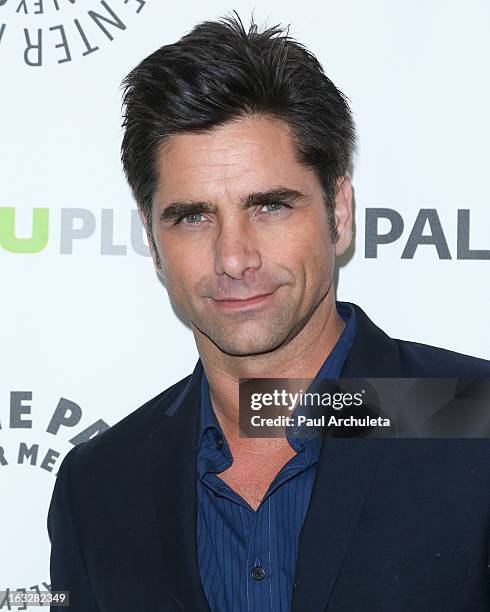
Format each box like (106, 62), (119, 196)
(0, 206), (489, 259)
(0, 207), (150, 255)
(0, 391), (110, 603)
(0, 0), (146, 67)
(364, 208), (489, 260)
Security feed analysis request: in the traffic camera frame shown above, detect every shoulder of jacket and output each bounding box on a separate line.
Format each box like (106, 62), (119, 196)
(394, 337), (490, 377)
(60, 372), (194, 472)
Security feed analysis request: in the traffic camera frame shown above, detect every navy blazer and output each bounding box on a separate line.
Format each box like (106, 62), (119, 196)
(48, 302), (490, 611)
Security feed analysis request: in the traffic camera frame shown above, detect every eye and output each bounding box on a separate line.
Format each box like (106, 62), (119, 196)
(260, 202), (286, 215)
(177, 212), (204, 225)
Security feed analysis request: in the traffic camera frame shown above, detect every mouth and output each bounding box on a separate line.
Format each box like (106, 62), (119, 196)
(211, 290), (277, 311)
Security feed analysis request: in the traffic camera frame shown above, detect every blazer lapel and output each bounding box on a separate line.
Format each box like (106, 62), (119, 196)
(147, 359), (211, 612)
(291, 303), (402, 612)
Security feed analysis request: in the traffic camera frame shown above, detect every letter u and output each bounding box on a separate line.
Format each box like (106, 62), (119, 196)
(0, 207), (49, 253)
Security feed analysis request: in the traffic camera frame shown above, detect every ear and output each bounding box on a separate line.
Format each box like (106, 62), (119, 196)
(333, 175), (353, 256)
(138, 208), (165, 281)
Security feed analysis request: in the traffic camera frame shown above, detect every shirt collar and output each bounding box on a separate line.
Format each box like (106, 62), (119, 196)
(286, 300), (357, 451)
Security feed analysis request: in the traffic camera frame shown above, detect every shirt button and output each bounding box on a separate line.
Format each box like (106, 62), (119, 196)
(251, 565), (266, 581)
(215, 436), (223, 450)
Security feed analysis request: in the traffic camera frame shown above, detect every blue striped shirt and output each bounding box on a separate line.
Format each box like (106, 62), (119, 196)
(196, 301), (357, 612)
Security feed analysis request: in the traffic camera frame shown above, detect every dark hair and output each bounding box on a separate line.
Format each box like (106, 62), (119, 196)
(121, 12), (356, 247)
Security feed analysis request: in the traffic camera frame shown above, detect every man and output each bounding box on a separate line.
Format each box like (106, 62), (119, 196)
(48, 13), (490, 612)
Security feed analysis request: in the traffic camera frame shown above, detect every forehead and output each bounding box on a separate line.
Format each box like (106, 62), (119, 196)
(154, 114), (321, 204)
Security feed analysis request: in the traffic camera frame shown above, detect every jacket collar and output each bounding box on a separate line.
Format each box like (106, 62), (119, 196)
(147, 302), (401, 611)
(341, 302), (402, 378)
(290, 303), (401, 611)
(147, 359), (210, 611)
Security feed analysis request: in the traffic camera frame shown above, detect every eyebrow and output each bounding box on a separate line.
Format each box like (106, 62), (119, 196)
(158, 187), (308, 222)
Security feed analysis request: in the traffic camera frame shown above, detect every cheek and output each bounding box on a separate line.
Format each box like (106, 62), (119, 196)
(285, 218), (334, 291)
(264, 213), (332, 267)
(158, 236), (204, 299)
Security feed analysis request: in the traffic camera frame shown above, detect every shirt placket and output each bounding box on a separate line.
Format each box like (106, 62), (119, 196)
(244, 496), (273, 612)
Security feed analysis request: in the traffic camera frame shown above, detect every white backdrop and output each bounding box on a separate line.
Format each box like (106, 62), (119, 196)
(1, 0), (489, 598)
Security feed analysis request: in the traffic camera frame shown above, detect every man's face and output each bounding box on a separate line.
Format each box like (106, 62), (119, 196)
(149, 114), (352, 356)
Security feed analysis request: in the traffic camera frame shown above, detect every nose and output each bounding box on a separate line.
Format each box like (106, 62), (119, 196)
(213, 215), (262, 279)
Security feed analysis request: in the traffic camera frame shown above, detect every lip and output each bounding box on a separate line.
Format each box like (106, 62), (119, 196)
(211, 290), (277, 311)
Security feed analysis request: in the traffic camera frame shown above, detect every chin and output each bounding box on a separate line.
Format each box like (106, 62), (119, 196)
(193, 314), (296, 357)
(216, 342), (281, 357)
(210, 329), (289, 357)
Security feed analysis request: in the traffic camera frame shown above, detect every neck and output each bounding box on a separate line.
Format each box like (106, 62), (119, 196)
(193, 294), (345, 445)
